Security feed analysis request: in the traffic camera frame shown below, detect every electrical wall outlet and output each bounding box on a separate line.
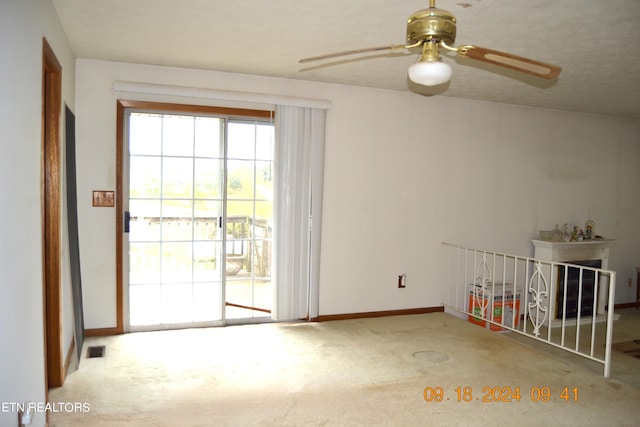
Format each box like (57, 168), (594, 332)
(398, 273), (406, 289)
(19, 402), (33, 426)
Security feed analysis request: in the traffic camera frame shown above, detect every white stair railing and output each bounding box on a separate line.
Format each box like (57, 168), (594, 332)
(443, 242), (617, 377)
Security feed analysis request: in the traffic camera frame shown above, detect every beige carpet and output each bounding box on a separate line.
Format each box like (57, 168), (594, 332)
(49, 312), (640, 426)
(613, 340), (640, 359)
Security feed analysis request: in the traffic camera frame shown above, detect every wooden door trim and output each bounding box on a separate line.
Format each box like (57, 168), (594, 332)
(42, 38), (63, 389)
(114, 100), (125, 334)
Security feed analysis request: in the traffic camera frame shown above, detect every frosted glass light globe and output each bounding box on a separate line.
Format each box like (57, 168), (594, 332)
(408, 61), (452, 86)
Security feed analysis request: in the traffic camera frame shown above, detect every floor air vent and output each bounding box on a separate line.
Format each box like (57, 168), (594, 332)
(87, 345), (106, 358)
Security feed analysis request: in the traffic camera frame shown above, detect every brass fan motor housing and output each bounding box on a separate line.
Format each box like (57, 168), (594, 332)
(406, 8), (457, 46)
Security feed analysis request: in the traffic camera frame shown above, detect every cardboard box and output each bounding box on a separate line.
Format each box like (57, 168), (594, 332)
(468, 284), (520, 331)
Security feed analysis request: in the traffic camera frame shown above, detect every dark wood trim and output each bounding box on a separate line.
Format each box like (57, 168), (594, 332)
(225, 302), (272, 314)
(117, 99), (273, 119)
(115, 100), (273, 332)
(85, 327), (123, 337)
(114, 101), (125, 335)
(613, 302), (638, 310)
(314, 306), (444, 322)
(63, 336), (75, 378)
(42, 37), (63, 389)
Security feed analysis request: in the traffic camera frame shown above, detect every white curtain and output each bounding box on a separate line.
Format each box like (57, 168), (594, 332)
(273, 105), (326, 320)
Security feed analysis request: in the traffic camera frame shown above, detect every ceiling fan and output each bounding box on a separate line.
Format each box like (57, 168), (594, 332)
(299, 0), (561, 87)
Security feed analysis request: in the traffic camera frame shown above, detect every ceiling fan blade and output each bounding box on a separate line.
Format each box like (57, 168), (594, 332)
(458, 46), (561, 80)
(299, 44), (408, 64)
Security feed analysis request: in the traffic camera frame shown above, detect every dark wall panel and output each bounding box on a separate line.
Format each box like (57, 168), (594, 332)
(65, 105), (85, 361)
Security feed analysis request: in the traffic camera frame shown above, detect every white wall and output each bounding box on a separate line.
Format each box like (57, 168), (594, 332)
(0, 1), (76, 426)
(76, 59), (640, 328)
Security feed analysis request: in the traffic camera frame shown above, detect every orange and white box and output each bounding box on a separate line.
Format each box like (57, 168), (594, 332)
(468, 284), (520, 331)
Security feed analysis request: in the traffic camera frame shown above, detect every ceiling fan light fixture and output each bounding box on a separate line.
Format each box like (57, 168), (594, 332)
(299, 0), (562, 88)
(408, 59), (451, 86)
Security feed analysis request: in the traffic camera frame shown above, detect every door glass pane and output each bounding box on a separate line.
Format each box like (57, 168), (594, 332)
(193, 282), (222, 321)
(162, 115), (194, 157)
(227, 122), (255, 160)
(255, 123), (274, 161)
(254, 201), (273, 224)
(162, 157), (193, 198)
(129, 157), (161, 198)
(162, 242), (193, 283)
(226, 201), (255, 223)
(194, 159), (222, 198)
(129, 111), (223, 328)
(194, 241), (220, 282)
(129, 242), (161, 284)
(195, 117), (223, 158)
(225, 120), (274, 320)
(256, 160), (273, 204)
(194, 200), (221, 240)
(161, 201), (193, 241)
(130, 114), (162, 155)
(129, 284), (161, 325)
(161, 283), (193, 323)
(129, 200), (161, 241)
(227, 160), (254, 200)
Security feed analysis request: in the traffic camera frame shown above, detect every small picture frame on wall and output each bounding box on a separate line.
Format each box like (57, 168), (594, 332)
(92, 190), (114, 207)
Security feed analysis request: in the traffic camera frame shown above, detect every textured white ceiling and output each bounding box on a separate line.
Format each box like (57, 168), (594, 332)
(52, 0), (640, 118)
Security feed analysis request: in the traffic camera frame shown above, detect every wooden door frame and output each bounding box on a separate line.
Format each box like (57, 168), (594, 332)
(42, 38), (63, 389)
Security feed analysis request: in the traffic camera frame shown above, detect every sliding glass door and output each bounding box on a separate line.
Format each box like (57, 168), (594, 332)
(125, 108), (273, 330)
